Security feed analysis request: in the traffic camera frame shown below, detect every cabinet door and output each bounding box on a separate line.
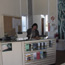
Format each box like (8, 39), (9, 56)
(2, 42), (22, 65)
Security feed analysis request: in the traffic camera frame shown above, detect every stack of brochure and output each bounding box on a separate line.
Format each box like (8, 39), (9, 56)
(25, 51), (47, 62)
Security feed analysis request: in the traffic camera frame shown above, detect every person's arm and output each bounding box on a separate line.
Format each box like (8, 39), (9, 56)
(36, 30), (39, 37)
(33, 30), (40, 40)
(27, 29), (31, 39)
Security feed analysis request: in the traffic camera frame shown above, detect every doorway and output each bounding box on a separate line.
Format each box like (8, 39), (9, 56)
(41, 15), (48, 36)
(41, 18), (44, 35)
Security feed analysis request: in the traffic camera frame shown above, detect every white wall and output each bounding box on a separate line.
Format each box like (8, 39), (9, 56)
(0, 0), (28, 16)
(32, 0), (48, 15)
(0, 43), (2, 65)
(0, 0), (20, 17)
(33, 15), (41, 35)
(20, 0), (28, 16)
(48, 0), (57, 21)
(0, 16), (4, 38)
(0, 0), (57, 19)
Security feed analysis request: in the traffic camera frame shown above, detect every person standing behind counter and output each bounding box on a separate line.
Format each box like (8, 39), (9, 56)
(27, 23), (40, 40)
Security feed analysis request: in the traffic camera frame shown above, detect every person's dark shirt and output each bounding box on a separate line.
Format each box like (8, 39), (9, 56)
(27, 28), (39, 39)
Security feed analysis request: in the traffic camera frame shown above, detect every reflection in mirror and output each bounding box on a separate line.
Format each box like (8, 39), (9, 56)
(33, 15), (48, 36)
(21, 0), (48, 37)
(0, 0), (49, 40)
(32, 0), (48, 37)
(0, 16), (22, 41)
(3, 16), (22, 37)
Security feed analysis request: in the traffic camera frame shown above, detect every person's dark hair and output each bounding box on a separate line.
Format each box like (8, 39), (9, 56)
(32, 23), (38, 28)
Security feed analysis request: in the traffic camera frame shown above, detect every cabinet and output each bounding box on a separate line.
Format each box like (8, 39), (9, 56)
(22, 39), (56, 65)
(2, 42), (22, 65)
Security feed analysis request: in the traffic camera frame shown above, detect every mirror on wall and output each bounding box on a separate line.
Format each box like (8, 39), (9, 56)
(0, 0), (49, 38)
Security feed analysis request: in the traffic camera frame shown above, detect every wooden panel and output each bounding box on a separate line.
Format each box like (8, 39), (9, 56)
(4, 16), (12, 35)
(41, 18), (44, 35)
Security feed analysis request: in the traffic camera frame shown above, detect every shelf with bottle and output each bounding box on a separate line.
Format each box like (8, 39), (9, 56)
(25, 42), (47, 52)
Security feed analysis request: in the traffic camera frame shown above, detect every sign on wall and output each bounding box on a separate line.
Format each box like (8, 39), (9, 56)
(2, 43), (12, 52)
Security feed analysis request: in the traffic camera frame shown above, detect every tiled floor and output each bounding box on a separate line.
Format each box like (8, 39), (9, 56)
(56, 50), (65, 65)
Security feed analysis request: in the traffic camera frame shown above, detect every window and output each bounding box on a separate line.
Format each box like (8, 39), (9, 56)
(22, 16), (28, 32)
(45, 15), (48, 32)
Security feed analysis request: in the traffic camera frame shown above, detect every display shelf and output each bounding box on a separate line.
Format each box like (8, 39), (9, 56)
(24, 50), (47, 54)
(22, 39), (56, 65)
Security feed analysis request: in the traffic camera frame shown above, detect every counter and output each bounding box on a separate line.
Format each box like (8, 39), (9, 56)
(0, 39), (56, 65)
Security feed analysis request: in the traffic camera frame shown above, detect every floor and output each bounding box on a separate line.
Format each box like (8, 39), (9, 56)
(56, 50), (65, 65)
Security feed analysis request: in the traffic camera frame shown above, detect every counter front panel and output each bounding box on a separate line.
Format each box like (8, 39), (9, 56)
(0, 39), (56, 65)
